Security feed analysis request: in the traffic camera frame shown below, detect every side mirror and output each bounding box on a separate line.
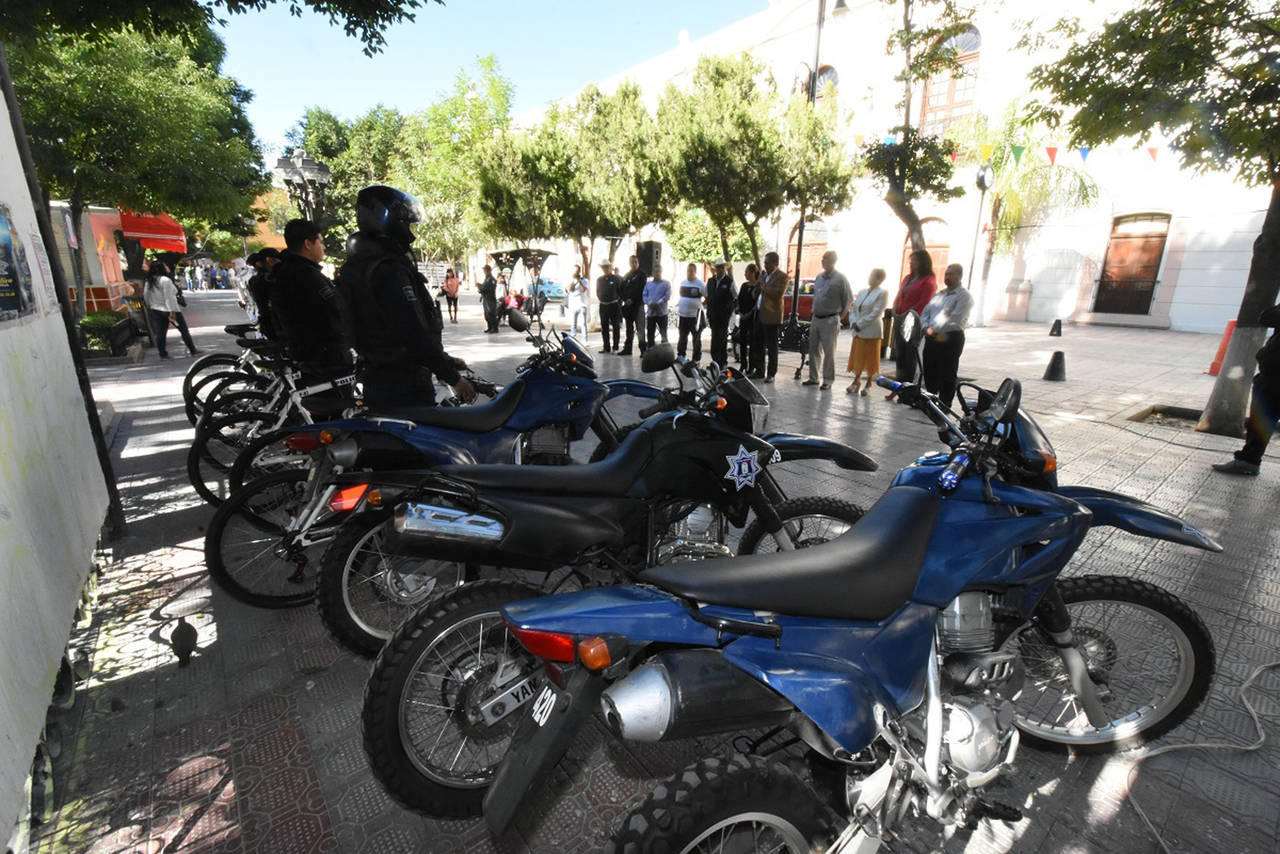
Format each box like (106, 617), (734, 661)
(507, 308), (531, 333)
(641, 343), (675, 373)
(896, 310), (923, 381)
(987, 378), (1022, 424)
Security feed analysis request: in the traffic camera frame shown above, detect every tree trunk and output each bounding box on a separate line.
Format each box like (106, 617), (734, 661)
(885, 185), (926, 251)
(718, 226), (731, 264)
(901, 0), (914, 130)
(578, 237), (592, 282)
(118, 234), (147, 282)
(68, 187), (90, 317)
(737, 214), (761, 269)
(1197, 180), (1280, 436)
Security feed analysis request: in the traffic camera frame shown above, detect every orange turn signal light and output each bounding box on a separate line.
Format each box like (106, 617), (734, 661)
(318, 429), (336, 445)
(1037, 450), (1058, 473)
(577, 636), (613, 671)
(713, 396), (728, 411)
(366, 489), (383, 507)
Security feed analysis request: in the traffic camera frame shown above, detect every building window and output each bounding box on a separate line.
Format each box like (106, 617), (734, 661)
(814, 65), (838, 101)
(919, 26), (981, 135)
(1092, 213), (1171, 315)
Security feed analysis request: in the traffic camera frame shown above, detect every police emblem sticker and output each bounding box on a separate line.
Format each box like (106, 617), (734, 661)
(724, 445), (761, 491)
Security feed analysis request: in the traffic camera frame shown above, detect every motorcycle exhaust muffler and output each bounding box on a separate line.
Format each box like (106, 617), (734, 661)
(601, 649), (793, 742)
(393, 500), (506, 544)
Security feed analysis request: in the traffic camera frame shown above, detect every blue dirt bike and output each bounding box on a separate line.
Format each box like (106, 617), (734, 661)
(481, 316), (1220, 851)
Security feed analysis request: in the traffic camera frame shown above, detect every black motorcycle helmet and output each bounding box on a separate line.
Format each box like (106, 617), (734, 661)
(355, 185), (425, 250)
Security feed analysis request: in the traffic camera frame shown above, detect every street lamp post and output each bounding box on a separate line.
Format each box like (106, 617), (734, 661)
(275, 149), (332, 223)
(968, 163), (995, 327)
(786, 0), (848, 328)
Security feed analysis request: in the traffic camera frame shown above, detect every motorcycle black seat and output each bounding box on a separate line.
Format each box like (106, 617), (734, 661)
(224, 323), (257, 336)
(641, 485), (939, 622)
(366, 380), (526, 433)
(435, 425), (653, 496)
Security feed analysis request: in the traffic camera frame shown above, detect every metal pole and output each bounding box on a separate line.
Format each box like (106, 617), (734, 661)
(789, 0), (827, 324)
(0, 44), (126, 537)
(967, 185), (987, 327)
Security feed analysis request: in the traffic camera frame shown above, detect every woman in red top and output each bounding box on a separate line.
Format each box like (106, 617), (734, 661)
(888, 250), (937, 395)
(443, 269), (461, 323)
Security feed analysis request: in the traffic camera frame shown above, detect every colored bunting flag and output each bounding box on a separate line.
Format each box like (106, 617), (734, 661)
(1045, 146), (1059, 165)
(1147, 146), (1159, 163)
(884, 135), (897, 145)
(1011, 145), (1025, 164)
(853, 134), (864, 147)
(950, 151), (960, 162)
(979, 144), (994, 162)
(1078, 146), (1090, 162)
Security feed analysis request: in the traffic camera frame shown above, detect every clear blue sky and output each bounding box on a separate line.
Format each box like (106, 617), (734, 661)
(217, 0), (767, 155)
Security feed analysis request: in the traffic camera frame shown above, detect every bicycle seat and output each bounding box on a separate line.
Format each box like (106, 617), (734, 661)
(366, 380), (526, 433)
(641, 485), (939, 622)
(435, 425), (653, 496)
(224, 323), (257, 336)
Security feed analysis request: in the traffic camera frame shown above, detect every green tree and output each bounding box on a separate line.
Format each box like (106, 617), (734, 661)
(9, 25), (267, 312)
(780, 93), (857, 248)
(1028, 0), (1280, 435)
(657, 55), (786, 266)
(475, 134), (558, 249)
(392, 56), (513, 268)
(865, 0), (973, 250)
(2, 0), (443, 56)
(663, 207), (755, 264)
(201, 229), (245, 263)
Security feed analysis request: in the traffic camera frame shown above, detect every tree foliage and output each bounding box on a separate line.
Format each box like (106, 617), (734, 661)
(1027, 0), (1280, 436)
(10, 24), (267, 309)
(663, 207), (756, 265)
(781, 94), (857, 224)
(657, 54), (786, 266)
(202, 229), (245, 263)
(947, 104), (1096, 254)
(1, 0), (442, 56)
(863, 126), (962, 250)
(882, 0), (974, 128)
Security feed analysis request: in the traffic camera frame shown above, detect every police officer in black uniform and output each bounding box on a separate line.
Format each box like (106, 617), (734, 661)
(244, 248), (281, 341)
(269, 219), (355, 374)
(705, 258), (737, 366)
(618, 254), (648, 355)
(339, 185), (475, 411)
(596, 261), (622, 353)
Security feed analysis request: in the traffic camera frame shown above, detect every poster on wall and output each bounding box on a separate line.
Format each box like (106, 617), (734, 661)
(29, 231), (56, 314)
(0, 203), (37, 322)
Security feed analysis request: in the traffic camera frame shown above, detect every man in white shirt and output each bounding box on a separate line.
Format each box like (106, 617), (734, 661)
(675, 262), (707, 361)
(920, 263), (974, 408)
(803, 251), (854, 389)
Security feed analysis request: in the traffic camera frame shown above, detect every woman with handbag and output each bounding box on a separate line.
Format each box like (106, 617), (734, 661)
(143, 261), (200, 360)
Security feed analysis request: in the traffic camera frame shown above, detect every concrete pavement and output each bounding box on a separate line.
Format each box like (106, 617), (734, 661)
(31, 290), (1280, 853)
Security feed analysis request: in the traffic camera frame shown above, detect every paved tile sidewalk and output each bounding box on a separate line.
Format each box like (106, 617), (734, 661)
(33, 293), (1280, 853)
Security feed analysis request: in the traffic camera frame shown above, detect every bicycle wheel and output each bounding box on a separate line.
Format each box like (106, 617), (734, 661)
(183, 352), (242, 405)
(185, 369), (257, 425)
(227, 428), (316, 494)
(203, 470), (339, 607)
(187, 411), (278, 505)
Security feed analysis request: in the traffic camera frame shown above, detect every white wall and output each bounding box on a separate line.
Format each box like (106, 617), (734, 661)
(0, 104), (109, 835)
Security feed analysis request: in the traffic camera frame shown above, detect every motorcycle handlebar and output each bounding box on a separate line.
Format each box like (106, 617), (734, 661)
(938, 451), (971, 494)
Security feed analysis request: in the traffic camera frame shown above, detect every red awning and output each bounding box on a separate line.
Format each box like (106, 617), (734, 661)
(119, 210), (188, 253)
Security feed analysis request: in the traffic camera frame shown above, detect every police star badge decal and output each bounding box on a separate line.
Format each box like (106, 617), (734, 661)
(724, 445), (762, 491)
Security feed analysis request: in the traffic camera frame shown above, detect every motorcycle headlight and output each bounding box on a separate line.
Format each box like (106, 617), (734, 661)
(750, 401), (770, 434)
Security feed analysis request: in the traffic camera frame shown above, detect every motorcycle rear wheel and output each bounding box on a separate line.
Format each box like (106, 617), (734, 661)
(362, 580), (543, 817)
(736, 496), (864, 554)
(204, 470), (336, 608)
(316, 507), (472, 656)
(1014, 574), (1214, 753)
(607, 754), (837, 854)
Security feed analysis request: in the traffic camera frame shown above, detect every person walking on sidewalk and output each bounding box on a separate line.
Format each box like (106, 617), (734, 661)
(846, 268), (888, 395)
(479, 265), (499, 333)
(596, 262), (622, 353)
(643, 265), (671, 349)
(1213, 303), (1280, 475)
(803, 251), (853, 390)
(889, 250), (937, 391)
(568, 266), (590, 338)
(752, 251), (788, 383)
(676, 263), (707, 361)
(706, 259), (736, 366)
(619, 255), (647, 355)
(143, 261), (200, 360)
(442, 268), (460, 323)
(920, 263), (973, 409)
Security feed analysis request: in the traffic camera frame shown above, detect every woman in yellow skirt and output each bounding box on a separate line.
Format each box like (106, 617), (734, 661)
(846, 268), (888, 395)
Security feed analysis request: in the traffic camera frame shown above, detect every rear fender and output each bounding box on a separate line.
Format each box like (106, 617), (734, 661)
(1057, 485), (1222, 552)
(501, 585), (723, 646)
(763, 433), (878, 472)
(602, 378), (664, 402)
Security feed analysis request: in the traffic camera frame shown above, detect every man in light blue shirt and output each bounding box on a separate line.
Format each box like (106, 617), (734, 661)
(642, 264), (671, 349)
(920, 263), (973, 408)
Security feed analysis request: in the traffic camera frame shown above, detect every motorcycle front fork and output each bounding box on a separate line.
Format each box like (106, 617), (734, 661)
(1035, 585), (1110, 727)
(751, 472), (796, 550)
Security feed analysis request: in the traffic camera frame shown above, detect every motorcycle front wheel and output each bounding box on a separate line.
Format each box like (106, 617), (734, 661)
(607, 754), (837, 854)
(316, 507), (473, 656)
(362, 580), (543, 817)
(1014, 574), (1214, 753)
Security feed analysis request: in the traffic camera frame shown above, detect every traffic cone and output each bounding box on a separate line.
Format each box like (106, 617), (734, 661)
(1207, 320), (1235, 375)
(1043, 351), (1066, 381)
(1049, 319), (1062, 337)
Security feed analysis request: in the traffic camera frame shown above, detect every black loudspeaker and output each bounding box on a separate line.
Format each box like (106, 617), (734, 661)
(636, 241), (662, 277)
